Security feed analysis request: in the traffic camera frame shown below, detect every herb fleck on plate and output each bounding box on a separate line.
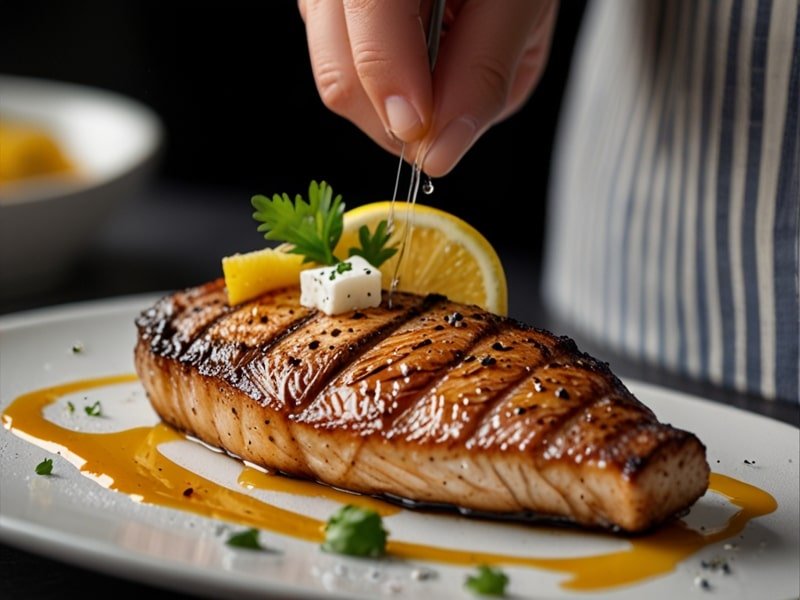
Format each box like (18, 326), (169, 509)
(35, 458), (53, 476)
(225, 528), (265, 550)
(84, 400), (102, 417)
(464, 565), (509, 596)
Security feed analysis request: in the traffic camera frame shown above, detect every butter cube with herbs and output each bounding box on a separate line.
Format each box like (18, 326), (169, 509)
(300, 256), (381, 315)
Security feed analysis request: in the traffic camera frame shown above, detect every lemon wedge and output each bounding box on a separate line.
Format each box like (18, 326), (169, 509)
(222, 202), (507, 315)
(336, 202), (507, 315)
(222, 248), (307, 305)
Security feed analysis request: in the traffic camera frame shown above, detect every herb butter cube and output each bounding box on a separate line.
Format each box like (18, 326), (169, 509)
(300, 256), (382, 315)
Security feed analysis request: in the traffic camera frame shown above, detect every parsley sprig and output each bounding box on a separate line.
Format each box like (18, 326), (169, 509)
(465, 565), (509, 596)
(348, 219), (396, 267)
(251, 181), (397, 268)
(322, 505), (387, 557)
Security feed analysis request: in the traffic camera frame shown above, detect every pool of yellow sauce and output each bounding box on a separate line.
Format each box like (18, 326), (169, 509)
(2, 375), (778, 591)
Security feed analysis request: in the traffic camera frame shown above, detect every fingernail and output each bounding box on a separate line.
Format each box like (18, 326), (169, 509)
(385, 95), (422, 142)
(423, 117), (478, 176)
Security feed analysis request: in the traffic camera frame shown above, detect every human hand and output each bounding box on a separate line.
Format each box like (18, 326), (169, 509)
(298, 0), (558, 177)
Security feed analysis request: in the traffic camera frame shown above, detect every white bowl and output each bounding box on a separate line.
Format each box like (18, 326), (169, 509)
(0, 75), (163, 296)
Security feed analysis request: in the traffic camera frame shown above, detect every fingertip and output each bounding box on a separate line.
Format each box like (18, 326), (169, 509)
(384, 95), (426, 142)
(422, 117), (478, 177)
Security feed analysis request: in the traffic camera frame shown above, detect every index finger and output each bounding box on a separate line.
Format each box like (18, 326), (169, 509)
(343, 0), (433, 142)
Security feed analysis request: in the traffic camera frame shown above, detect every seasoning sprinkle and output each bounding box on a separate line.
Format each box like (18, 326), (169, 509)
(693, 576), (711, 590)
(412, 338), (433, 350)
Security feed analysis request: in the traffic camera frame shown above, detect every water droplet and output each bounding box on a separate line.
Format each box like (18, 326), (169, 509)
(422, 177), (434, 195)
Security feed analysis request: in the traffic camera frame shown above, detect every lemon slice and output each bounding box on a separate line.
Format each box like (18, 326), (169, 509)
(222, 202), (507, 315)
(335, 202), (507, 315)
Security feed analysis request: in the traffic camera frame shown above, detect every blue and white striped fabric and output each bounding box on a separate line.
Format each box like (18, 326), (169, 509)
(543, 0), (799, 403)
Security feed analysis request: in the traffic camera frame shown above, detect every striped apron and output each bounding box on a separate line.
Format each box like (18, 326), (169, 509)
(543, 0), (799, 402)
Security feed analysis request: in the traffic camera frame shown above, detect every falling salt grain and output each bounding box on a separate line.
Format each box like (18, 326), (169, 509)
(410, 567), (436, 581)
(382, 580), (403, 594)
(321, 572), (338, 591)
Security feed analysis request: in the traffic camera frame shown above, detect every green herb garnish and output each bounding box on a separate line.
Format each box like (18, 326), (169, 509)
(348, 219), (397, 268)
(66, 401), (75, 413)
(35, 458), (53, 476)
(464, 565), (509, 596)
(225, 528), (264, 550)
(329, 261), (353, 280)
(322, 505), (387, 557)
(84, 400), (102, 417)
(251, 181), (397, 268)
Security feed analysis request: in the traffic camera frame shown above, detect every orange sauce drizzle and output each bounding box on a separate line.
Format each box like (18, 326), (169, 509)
(2, 375), (778, 591)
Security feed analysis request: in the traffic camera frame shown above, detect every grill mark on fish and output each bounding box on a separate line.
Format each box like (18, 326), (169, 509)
(468, 352), (607, 454)
(136, 281), (232, 358)
(244, 292), (439, 412)
(376, 320), (502, 440)
(388, 322), (549, 444)
(180, 290), (317, 376)
(541, 391), (665, 471)
(293, 302), (496, 434)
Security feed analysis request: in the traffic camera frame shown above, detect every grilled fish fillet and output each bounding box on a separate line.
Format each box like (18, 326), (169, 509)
(134, 279), (709, 532)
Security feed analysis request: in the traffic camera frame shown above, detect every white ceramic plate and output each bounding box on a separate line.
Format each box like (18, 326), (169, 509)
(1, 296), (798, 600)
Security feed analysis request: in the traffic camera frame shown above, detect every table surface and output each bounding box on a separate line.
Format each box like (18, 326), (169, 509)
(2, 182), (797, 599)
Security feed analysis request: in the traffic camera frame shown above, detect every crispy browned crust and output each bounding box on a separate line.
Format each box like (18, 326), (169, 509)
(135, 279), (710, 532)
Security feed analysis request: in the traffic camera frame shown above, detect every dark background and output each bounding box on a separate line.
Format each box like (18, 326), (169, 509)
(0, 0), (587, 307)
